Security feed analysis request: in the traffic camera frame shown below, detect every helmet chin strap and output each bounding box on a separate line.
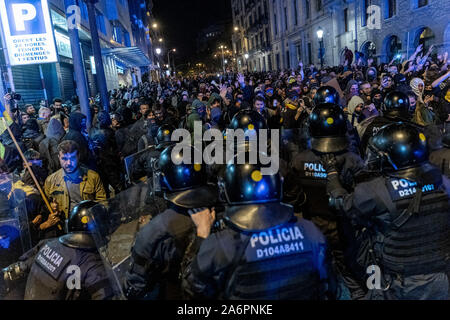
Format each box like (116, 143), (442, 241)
(218, 178), (231, 204)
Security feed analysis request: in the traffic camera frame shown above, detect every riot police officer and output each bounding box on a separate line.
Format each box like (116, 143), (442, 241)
(358, 91), (412, 154)
(314, 86), (361, 155)
(124, 145), (218, 300)
(313, 86), (340, 106)
(286, 103), (365, 299)
(181, 152), (334, 299)
(429, 129), (450, 178)
(2, 201), (113, 300)
(323, 122), (450, 300)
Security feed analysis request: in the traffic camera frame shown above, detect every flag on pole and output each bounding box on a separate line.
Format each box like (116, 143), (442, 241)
(0, 100), (13, 134)
(0, 100), (13, 159)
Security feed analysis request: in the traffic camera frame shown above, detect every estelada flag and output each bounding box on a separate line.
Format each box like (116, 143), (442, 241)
(0, 100), (13, 133)
(0, 100), (13, 159)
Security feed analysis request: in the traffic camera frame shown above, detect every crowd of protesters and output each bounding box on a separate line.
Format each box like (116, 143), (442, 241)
(0, 42), (449, 299)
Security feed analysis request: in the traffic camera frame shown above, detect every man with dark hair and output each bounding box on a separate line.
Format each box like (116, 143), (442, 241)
(206, 97), (222, 129)
(62, 113), (92, 167)
(43, 140), (106, 231)
(51, 98), (63, 117)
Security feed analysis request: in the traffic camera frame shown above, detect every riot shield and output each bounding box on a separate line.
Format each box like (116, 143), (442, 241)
(90, 180), (159, 299)
(0, 173), (31, 300)
(124, 146), (157, 186)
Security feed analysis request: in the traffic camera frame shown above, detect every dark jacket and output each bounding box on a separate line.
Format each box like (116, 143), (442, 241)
(63, 113), (91, 167)
(39, 118), (65, 174)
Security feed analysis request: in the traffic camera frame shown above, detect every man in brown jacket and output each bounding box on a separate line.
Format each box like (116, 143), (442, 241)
(43, 140), (107, 230)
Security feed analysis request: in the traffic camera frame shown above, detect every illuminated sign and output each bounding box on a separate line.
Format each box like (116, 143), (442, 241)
(54, 31), (71, 58)
(0, 0), (58, 65)
(90, 56), (96, 74)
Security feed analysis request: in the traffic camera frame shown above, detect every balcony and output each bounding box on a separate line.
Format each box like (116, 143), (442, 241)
(246, 14), (269, 36)
(249, 42), (271, 55)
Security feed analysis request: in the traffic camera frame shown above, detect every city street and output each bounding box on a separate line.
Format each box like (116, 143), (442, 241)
(0, 0), (449, 307)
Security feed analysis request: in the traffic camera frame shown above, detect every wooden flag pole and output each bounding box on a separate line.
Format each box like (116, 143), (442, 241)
(1, 117), (55, 216)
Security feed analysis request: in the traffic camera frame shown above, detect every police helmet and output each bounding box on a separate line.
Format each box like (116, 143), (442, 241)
(155, 124), (176, 148)
(366, 122), (428, 172)
(220, 151), (293, 232)
(229, 109), (268, 132)
(313, 86), (340, 106)
(383, 91), (410, 120)
(308, 103), (348, 153)
(159, 145), (218, 208)
(59, 200), (108, 249)
(227, 109), (268, 152)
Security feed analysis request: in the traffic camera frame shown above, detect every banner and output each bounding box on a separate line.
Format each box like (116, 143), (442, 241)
(0, 0), (58, 66)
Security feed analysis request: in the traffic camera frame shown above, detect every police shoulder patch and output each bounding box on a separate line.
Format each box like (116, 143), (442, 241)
(299, 161), (328, 179)
(386, 177), (440, 202)
(35, 242), (71, 280)
(244, 224), (313, 262)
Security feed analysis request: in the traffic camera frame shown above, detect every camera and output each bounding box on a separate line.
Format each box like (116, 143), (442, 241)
(10, 92), (21, 101)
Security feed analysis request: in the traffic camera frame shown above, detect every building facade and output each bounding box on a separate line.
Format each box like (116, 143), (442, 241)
(232, 0), (450, 71)
(231, 0), (272, 72)
(0, 0), (152, 105)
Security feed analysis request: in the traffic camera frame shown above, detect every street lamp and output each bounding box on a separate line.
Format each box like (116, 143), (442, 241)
(159, 38), (163, 42)
(152, 23), (158, 29)
(155, 48), (161, 55)
(244, 53), (249, 71)
(234, 26), (239, 32)
(219, 45), (226, 74)
(168, 48), (176, 74)
(317, 27), (324, 68)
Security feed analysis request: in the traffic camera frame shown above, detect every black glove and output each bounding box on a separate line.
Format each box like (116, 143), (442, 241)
(320, 153), (339, 173)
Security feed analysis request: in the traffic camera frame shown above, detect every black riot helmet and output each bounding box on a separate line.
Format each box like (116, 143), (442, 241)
(366, 122), (428, 172)
(382, 91), (411, 120)
(59, 200), (109, 249)
(308, 103), (348, 153)
(158, 145), (218, 208)
(226, 109), (269, 153)
(220, 151), (293, 232)
(155, 124), (176, 149)
(313, 86), (340, 106)
(229, 109), (268, 132)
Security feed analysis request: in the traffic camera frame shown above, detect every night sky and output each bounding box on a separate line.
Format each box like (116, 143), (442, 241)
(152, 0), (232, 62)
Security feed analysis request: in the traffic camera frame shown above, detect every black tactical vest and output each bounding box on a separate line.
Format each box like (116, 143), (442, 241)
(224, 223), (322, 300)
(24, 239), (94, 300)
(382, 176), (450, 276)
(296, 155), (333, 219)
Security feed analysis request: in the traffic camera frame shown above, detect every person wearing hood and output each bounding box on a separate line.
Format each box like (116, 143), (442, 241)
(37, 106), (51, 134)
(62, 112), (93, 169)
(187, 99), (206, 135)
(410, 77), (435, 126)
(205, 97), (222, 130)
(39, 118), (65, 174)
(347, 95), (365, 127)
(90, 111), (123, 197)
(366, 67), (378, 83)
(22, 118), (44, 151)
(370, 89), (383, 110)
(344, 79), (359, 105)
(0, 123), (23, 173)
